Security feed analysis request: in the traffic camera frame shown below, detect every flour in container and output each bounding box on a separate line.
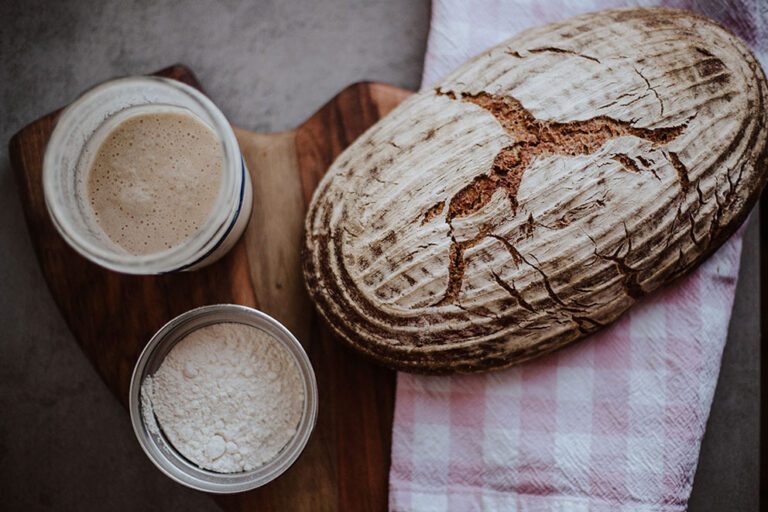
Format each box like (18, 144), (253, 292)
(141, 322), (304, 473)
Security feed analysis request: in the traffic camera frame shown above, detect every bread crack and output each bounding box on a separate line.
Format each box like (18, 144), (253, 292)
(420, 200), (445, 225)
(633, 66), (665, 116)
(586, 228), (645, 299)
(430, 88), (690, 306)
(527, 46), (601, 63)
(490, 270), (535, 312)
(490, 234), (573, 310)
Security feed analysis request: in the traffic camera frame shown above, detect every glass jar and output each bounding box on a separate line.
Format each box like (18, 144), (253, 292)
(43, 76), (252, 274)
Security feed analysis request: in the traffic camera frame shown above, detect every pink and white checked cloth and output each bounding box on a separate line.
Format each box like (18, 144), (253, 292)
(389, 1), (767, 511)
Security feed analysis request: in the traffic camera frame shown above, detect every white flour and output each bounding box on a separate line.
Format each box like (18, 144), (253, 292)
(141, 322), (304, 473)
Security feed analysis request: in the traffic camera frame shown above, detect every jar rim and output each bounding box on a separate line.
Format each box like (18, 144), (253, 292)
(43, 76), (243, 274)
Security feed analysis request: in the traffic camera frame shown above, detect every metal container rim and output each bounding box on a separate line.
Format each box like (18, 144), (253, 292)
(129, 304), (318, 493)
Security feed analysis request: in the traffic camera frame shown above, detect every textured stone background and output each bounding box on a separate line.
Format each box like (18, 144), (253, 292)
(0, 0), (757, 510)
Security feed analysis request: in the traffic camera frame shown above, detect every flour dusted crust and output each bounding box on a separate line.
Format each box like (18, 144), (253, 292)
(303, 8), (768, 373)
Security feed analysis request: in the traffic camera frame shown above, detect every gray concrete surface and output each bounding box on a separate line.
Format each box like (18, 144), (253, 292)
(0, 1), (758, 511)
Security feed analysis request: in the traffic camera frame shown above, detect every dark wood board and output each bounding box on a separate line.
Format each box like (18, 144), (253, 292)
(8, 64), (412, 512)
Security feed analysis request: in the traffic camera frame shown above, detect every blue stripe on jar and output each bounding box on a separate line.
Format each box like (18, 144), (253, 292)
(172, 157), (247, 272)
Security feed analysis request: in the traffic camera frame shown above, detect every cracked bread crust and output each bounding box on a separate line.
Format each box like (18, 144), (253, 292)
(303, 8), (768, 373)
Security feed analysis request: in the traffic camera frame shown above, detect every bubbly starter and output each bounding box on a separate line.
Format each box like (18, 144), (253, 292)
(86, 110), (224, 255)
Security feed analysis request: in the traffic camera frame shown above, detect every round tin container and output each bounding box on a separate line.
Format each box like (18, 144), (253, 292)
(129, 304), (317, 493)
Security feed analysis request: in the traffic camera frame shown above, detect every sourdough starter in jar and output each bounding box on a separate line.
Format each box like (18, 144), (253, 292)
(86, 110), (224, 255)
(44, 76), (252, 273)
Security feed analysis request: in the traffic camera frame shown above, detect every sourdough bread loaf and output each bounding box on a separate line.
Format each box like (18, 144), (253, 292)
(303, 8), (768, 373)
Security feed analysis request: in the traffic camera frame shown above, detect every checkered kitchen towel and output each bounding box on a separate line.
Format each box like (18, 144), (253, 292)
(389, 1), (767, 511)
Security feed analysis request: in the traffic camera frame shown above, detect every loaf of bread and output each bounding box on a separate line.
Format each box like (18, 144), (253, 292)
(303, 8), (768, 373)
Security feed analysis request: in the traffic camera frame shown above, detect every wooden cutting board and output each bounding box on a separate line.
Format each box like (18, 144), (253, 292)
(8, 64), (412, 512)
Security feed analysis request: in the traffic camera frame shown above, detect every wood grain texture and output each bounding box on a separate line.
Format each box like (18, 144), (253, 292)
(303, 8), (768, 373)
(9, 65), (409, 511)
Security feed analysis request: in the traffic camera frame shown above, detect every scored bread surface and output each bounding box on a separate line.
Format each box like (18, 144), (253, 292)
(303, 8), (768, 373)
